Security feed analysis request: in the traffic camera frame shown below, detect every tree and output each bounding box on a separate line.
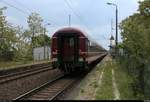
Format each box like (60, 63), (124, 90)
(27, 12), (45, 38)
(0, 7), (19, 61)
(0, 9), (51, 62)
(34, 34), (51, 47)
(120, 0), (150, 99)
(138, 0), (150, 17)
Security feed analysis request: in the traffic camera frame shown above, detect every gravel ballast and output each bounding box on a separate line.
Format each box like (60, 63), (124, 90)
(0, 68), (62, 99)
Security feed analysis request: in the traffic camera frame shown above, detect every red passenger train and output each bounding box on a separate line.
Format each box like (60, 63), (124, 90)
(51, 27), (106, 73)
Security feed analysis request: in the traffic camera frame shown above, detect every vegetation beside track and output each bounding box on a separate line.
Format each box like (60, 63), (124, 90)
(69, 55), (136, 100)
(119, 0), (149, 99)
(95, 56), (136, 100)
(95, 61), (113, 100)
(0, 60), (51, 70)
(112, 60), (136, 100)
(0, 7), (51, 64)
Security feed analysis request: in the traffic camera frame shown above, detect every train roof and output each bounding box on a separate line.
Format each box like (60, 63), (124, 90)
(52, 27), (106, 51)
(52, 27), (87, 38)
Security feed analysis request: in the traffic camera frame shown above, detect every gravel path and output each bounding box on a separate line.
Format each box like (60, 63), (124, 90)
(93, 65), (104, 99)
(105, 55), (120, 99)
(100, 54), (120, 100)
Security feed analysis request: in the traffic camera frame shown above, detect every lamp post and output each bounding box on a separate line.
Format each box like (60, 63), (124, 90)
(32, 25), (35, 61)
(69, 14), (71, 27)
(107, 2), (118, 56)
(43, 23), (51, 60)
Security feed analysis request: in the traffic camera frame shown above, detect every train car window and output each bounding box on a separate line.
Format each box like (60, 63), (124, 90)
(69, 38), (74, 47)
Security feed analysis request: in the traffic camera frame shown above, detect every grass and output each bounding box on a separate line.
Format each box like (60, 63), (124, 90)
(0, 60), (51, 70)
(93, 81), (98, 88)
(113, 60), (136, 100)
(81, 89), (84, 93)
(77, 56), (136, 100)
(95, 58), (136, 100)
(95, 62), (114, 100)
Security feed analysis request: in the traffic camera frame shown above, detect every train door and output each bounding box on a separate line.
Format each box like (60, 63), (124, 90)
(58, 33), (79, 64)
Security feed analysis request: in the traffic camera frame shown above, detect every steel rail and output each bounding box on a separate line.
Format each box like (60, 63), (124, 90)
(0, 66), (53, 84)
(13, 75), (66, 100)
(0, 65), (51, 79)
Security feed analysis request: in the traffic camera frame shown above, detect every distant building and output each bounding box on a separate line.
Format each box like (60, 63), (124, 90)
(110, 35), (115, 46)
(33, 46), (51, 61)
(109, 35), (116, 56)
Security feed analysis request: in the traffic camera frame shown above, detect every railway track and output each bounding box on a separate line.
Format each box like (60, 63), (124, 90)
(13, 75), (78, 100)
(11, 54), (105, 100)
(0, 65), (52, 84)
(0, 54), (106, 99)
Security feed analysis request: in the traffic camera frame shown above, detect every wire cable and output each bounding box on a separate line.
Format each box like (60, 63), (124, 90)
(12, 0), (32, 13)
(0, 0), (30, 15)
(64, 0), (108, 47)
(0, 0), (61, 27)
(64, 0), (91, 30)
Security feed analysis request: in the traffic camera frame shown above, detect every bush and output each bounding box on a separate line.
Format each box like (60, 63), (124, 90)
(0, 50), (14, 61)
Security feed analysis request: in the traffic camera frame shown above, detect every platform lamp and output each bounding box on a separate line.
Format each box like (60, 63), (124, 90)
(44, 23), (51, 60)
(107, 2), (118, 56)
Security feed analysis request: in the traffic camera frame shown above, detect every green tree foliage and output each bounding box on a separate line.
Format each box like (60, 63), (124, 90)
(34, 34), (51, 47)
(0, 9), (51, 62)
(0, 7), (19, 61)
(26, 12), (51, 59)
(139, 0), (150, 17)
(13, 26), (32, 61)
(120, 0), (150, 99)
(27, 12), (45, 38)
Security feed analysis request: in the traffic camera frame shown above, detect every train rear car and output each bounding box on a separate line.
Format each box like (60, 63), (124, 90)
(51, 27), (88, 73)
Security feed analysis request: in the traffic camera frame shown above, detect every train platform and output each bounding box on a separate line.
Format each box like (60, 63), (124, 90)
(87, 54), (106, 64)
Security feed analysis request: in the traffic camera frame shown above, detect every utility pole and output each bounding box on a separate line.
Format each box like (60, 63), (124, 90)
(69, 14), (71, 27)
(43, 23), (51, 60)
(116, 6), (118, 47)
(44, 28), (46, 60)
(32, 26), (35, 61)
(107, 2), (118, 57)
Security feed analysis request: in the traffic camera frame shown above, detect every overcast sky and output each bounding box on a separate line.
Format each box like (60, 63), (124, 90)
(0, 0), (142, 50)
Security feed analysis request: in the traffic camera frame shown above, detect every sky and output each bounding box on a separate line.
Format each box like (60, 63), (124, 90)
(0, 0), (142, 50)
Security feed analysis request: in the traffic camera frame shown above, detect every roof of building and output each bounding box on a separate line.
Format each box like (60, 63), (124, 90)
(110, 35), (114, 40)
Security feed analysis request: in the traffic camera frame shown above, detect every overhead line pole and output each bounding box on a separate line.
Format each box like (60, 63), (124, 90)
(64, 0), (91, 31)
(32, 26), (35, 61)
(69, 14), (71, 27)
(107, 2), (118, 56)
(115, 5), (118, 47)
(43, 23), (51, 60)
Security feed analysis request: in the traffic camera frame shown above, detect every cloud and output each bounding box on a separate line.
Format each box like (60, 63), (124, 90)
(1, 0), (140, 50)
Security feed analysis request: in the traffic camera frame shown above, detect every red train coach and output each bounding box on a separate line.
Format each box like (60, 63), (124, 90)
(51, 27), (105, 73)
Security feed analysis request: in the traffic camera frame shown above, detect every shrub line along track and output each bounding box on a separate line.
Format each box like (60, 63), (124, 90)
(0, 65), (52, 84)
(13, 75), (79, 100)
